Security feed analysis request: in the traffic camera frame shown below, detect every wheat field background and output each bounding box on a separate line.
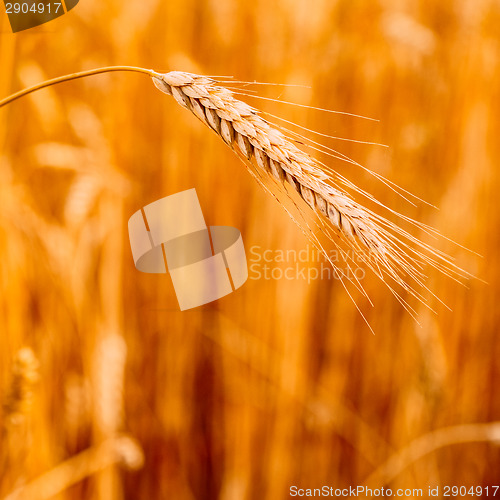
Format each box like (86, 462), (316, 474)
(1, 0), (499, 499)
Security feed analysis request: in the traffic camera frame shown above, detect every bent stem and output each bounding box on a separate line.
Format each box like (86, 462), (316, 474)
(0, 66), (159, 108)
(364, 421), (500, 486)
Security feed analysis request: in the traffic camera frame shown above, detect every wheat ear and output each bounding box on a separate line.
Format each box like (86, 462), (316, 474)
(152, 71), (468, 303)
(153, 73), (380, 246)
(3, 347), (39, 426)
(0, 67), (470, 307)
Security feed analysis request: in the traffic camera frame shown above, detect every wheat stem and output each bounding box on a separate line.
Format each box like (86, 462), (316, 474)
(0, 66), (157, 108)
(3, 436), (144, 500)
(364, 422), (500, 486)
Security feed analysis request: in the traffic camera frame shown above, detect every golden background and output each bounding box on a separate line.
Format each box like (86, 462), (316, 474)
(0, 0), (499, 498)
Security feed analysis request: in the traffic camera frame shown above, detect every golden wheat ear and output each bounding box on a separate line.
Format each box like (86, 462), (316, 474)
(151, 71), (473, 307)
(152, 72), (386, 249)
(0, 66), (474, 315)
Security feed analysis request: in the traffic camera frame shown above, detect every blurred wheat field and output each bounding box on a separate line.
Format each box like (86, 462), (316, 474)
(1, 0), (500, 499)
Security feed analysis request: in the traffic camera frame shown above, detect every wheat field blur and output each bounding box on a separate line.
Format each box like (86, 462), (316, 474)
(1, 0), (499, 498)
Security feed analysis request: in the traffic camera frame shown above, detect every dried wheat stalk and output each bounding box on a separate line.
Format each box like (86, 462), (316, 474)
(0, 67), (469, 311)
(152, 71), (466, 306)
(4, 436), (143, 500)
(92, 333), (127, 435)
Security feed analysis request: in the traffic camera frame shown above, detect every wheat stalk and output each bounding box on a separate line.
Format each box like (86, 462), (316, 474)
(4, 435), (144, 500)
(0, 67), (471, 314)
(364, 422), (500, 486)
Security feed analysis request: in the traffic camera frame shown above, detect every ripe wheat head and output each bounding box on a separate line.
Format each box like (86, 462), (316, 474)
(152, 71), (469, 310)
(0, 66), (471, 314)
